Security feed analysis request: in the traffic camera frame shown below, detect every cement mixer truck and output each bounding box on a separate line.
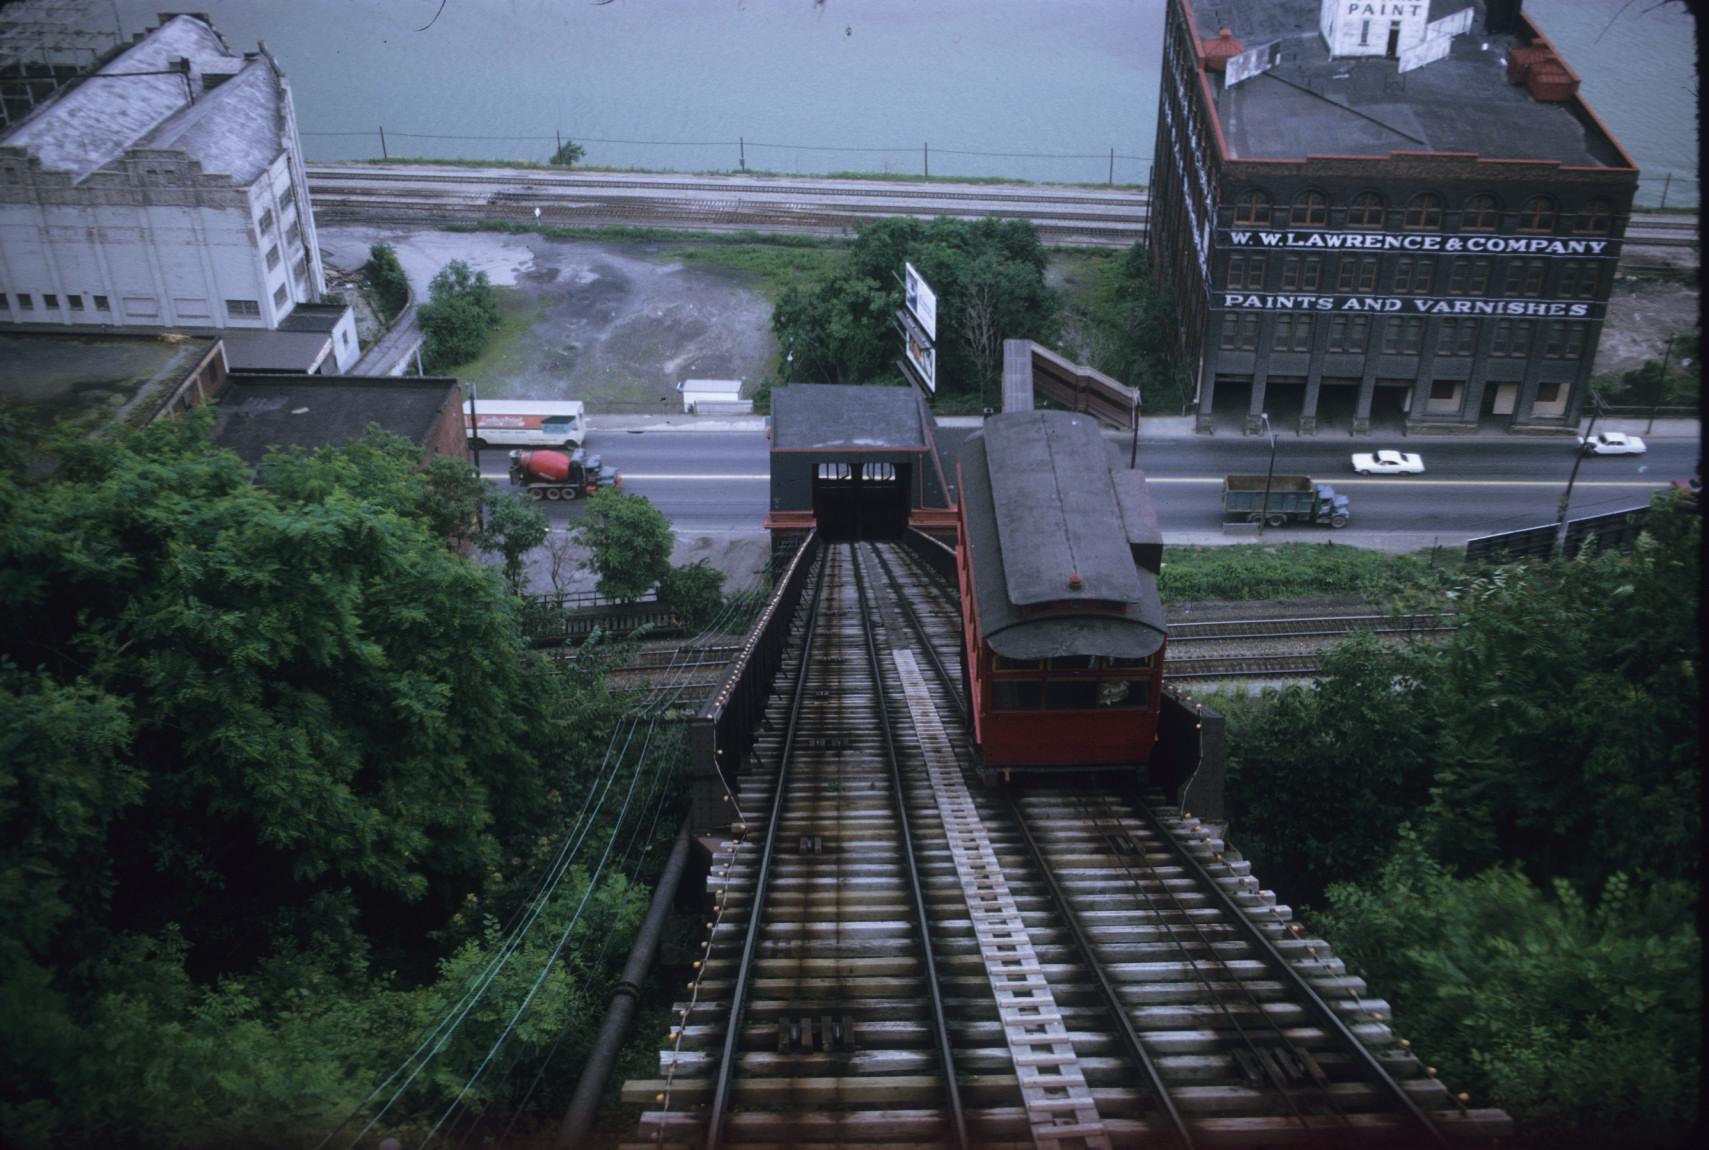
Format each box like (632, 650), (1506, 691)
(508, 448), (620, 501)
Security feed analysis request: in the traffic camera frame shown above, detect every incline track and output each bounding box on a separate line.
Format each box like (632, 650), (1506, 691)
(621, 540), (1509, 1148)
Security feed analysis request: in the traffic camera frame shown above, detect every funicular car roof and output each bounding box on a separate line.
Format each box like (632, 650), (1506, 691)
(960, 411), (1164, 661)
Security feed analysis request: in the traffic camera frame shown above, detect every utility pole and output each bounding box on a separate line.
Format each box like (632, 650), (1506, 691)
(1258, 412), (1277, 535)
(1554, 392), (1602, 558)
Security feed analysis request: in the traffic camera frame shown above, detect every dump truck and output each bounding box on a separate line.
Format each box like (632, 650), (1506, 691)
(508, 448), (620, 501)
(1222, 474), (1349, 528)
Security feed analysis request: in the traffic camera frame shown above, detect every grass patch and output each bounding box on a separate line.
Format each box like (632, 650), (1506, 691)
(669, 243), (847, 302)
(430, 285), (543, 392)
(1158, 542), (1458, 604)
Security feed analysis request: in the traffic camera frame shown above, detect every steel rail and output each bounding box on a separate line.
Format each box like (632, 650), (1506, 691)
(1008, 796), (1200, 1150)
(849, 544), (970, 1150)
(870, 540), (1198, 1149)
(1067, 790), (1342, 1139)
(1167, 613), (1455, 637)
(702, 551), (828, 1150)
(1133, 800), (1455, 1149)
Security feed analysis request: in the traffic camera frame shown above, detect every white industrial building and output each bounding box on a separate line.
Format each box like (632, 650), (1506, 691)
(0, 12), (357, 370)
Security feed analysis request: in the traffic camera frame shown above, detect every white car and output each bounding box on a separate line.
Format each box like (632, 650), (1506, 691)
(1578, 431), (1647, 456)
(1351, 449), (1425, 475)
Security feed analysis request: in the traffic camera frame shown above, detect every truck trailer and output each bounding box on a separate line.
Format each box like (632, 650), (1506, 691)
(1222, 475), (1349, 528)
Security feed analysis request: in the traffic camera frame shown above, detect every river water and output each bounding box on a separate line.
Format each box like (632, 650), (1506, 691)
(95, 0), (1697, 205)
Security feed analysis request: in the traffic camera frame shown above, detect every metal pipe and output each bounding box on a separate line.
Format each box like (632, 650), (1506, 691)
(555, 822), (694, 1150)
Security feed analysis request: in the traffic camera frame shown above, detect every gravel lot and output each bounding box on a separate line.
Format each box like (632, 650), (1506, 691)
(319, 225), (777, 408)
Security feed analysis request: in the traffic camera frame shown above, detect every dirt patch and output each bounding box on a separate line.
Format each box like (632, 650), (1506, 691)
(319, 227), (775, 409)
(1594, 272), (1700, 376)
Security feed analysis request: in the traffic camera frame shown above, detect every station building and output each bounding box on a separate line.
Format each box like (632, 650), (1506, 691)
(1148, 0), (1639, 435)
(0, 12), (356, 371)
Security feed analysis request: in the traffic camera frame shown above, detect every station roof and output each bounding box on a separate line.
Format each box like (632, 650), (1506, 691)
(1188, 0), (1631, 169)
(0, 329), (220, 436)
(960, 411), (1164, 661)
(209, 376), (460, 463)
(770, 384), (928, 451)
(2, 14), (285, 185)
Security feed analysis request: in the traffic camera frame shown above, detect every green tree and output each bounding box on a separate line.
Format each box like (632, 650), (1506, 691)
(573, 489), (673, 600)
(363, 241), (410, 320)
(771, 216), (1057, 398)
(479, 490), (549, 592)
(417, 259), (502, 369)
(549, 139), (585, 167)
(1224, 631), (1438, 903)
(1317, 836), (1700, 1146)
(1076, 242), (1182, 411)
(658, 559), (726, 630)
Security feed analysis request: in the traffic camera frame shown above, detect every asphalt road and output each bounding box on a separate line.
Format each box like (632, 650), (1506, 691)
(475, 427), (1696, 547)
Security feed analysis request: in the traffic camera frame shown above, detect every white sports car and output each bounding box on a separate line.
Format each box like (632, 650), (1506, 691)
(1578, 432), (1647, 456)
(1351, 450), (1425, 475)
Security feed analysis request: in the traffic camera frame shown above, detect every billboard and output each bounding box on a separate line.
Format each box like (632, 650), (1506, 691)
(904, 262), (938, 341)
(901, 311), (937, 394)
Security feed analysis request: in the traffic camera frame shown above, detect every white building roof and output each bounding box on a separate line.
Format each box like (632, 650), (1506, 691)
(4, 14), (282, 185)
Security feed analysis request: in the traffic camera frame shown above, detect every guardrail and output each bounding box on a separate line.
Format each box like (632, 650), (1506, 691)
(1464, 504), (1652, 564)
(685, 531), (820, 832)
(522, 591), (680, 646)
(899, 527), (958, 587)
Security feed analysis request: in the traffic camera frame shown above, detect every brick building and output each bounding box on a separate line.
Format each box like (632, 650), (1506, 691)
(1148, 0), (1639, 435)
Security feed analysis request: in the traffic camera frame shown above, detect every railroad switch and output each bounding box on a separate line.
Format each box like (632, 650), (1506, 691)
(777, 1014), (856, 1053)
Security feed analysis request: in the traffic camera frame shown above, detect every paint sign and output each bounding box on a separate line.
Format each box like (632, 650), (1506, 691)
(1225, 42), (1281, 89)
(904, 262), (937, 341)
(1213, 291), (1602, 319)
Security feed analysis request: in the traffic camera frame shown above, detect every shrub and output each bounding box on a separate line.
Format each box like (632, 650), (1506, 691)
(363, 242), (410, 320)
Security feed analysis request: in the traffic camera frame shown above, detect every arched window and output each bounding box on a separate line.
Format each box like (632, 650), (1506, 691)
(1232, 189), (1272, 226)
(1518, 194), (1557, 232)
(1575, 198), (1614, 234)
(1404, 192), (1443, 230)
(1291, 190), (1329, 228)
(1461, 194), (1500, 231)
(1347, 191), (1386, 228)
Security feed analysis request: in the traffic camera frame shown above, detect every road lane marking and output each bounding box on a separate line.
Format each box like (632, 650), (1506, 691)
(1142, 477), (1668, 489)
(479, 470), (769, 480)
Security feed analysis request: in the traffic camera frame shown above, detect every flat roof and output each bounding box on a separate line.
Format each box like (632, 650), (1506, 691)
(1188, 0), (1631, 169)
(220, 329), (331, 373)
(770, 384), (927, 451)
(209, 376), (460, 463)
(2, 13), (283, 185)
(0, 329), (218, 435)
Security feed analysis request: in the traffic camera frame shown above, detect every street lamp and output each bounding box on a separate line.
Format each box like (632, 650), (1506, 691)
(1258, 412), (1278, 535)
(1554, 390), (1602, 558)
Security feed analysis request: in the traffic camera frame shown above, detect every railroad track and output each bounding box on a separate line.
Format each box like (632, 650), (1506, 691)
(620, 540), (1507, 1147)
(1166, 612), (1455, 681)
(308, 163), (1698, 252)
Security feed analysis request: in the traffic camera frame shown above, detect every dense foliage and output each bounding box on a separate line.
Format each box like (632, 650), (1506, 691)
(417, 259), (502, 369)
(1222, 495), (1700, 1142)
(0, 415), (668, 1147)
(573, 489), (675, 601)
(363, 241), (411, 320)
(1062, 242), (1183, 412)
(770, 216), (1057, 404)
(658, 559), (727, 630)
